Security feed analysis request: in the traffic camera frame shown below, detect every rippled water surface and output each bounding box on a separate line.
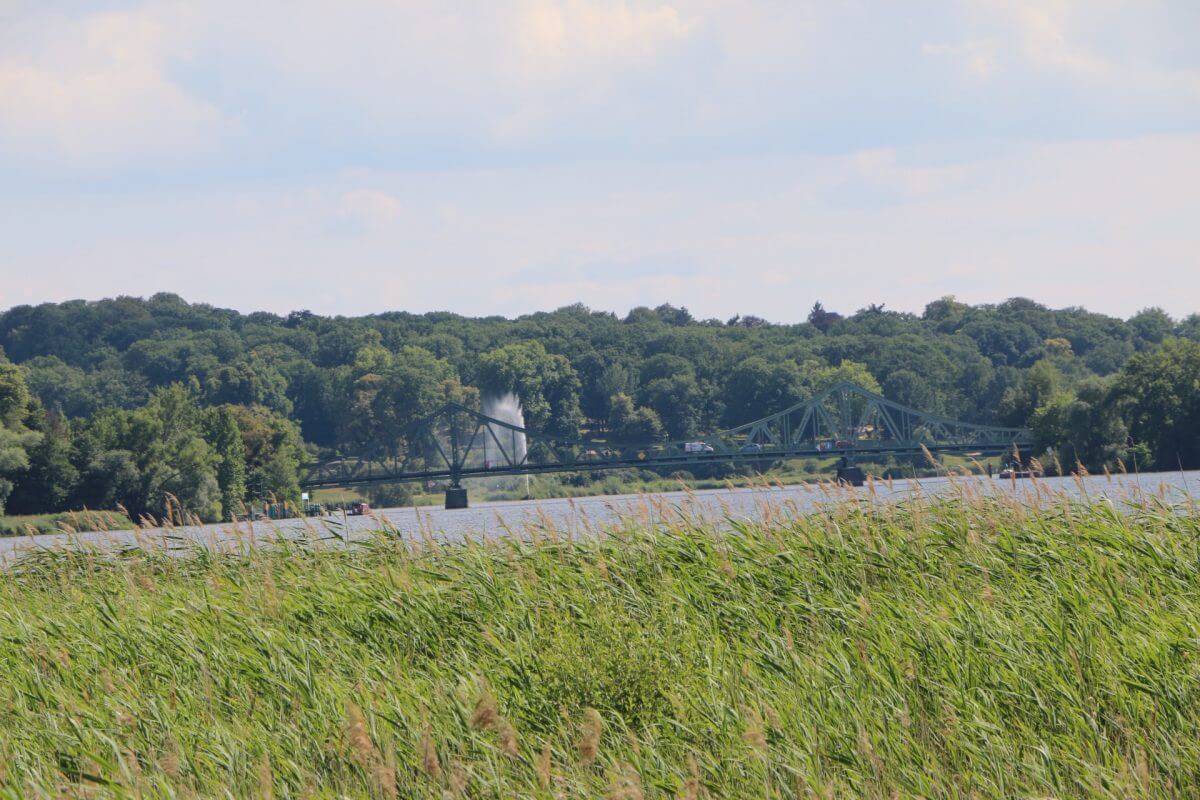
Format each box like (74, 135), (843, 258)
(3, 470), (1197, 559)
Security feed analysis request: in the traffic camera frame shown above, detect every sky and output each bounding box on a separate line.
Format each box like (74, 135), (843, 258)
(1, 1), (1198, 323)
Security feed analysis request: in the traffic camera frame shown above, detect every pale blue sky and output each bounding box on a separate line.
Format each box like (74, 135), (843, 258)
(1, 1), (1198, 321)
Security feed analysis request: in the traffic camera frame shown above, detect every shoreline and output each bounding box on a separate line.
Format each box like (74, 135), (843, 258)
(1, 468), (1195, 558)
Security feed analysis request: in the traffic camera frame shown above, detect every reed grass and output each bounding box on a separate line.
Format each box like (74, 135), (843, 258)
(0, 486), (1197, 797)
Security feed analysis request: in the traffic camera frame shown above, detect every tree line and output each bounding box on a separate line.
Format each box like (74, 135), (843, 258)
(0, 293), (1197, 521)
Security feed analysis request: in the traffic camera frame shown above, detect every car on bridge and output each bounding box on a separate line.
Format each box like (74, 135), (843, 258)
(739, 442), (764, 453)
(684, 442), (715, 454)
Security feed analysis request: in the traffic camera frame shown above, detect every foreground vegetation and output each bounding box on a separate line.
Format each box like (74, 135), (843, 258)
(1, 487), (1198, 797)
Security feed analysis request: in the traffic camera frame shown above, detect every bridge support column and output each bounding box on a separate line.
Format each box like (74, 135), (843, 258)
(445, 486), (469, 509)
(836, 458), (865, 487)
(836, 466), (865, 486)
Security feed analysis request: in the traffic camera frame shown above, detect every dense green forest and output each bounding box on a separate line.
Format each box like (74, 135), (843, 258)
(1, 293), (1198, 522)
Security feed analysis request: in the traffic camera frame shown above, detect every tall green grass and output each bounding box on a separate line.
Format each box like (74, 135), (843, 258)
(0, 485), (1198, 797)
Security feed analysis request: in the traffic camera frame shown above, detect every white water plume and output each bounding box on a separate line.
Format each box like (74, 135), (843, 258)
(482, 392), (528, 474)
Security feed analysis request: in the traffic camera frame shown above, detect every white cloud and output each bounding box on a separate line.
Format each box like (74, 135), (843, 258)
(1009, 2), (1110, 77)
(923, 39), (1000, 79)
(488, 0), (699, 142)
(516, 0), (695, 69)
(2, 1), (1197, 172)
(338, 189), (405, 229)
(2, 135), (1197, 320)
(0, 5), (228, 169)
(0, 1), (1197, 321)
(951, 0), (1200, 97)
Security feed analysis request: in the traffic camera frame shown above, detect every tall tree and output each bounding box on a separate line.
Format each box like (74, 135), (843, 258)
(228, 404), (306, 505)
(998, 360), (1063, 427)
(808, 302), (843, 334)
(608, 394), (665, 444)
(77, 385), (223, 522)
(637, 373), (707, 440)
(477, 341), (582, 438)
(0, 358), (41, 514)
(5, 413), (78, 515)
(1031, 380), (1128, 472)
(1128, 307), (1175, 350)
(207, 406), (247, 519)
(1111, 338), (1200, 470)
(723, 357), (805, 426)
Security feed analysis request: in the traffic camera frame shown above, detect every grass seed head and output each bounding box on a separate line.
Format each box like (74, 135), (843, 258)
(742, 708), (768, 754)
(374, 750), (398, 800)
(537, 742), (553, 789)
(344, 702), (376, 768)
(469, 685), (519, 755)
(158, 737), (181, 780)
(257, 753), (274, 800)
(420, 719), (441, 780)
(578, 708), (602, 766)
(447, 760), (469, 797)
(678, 755), (702, 800)
(497, 717), (519, 757)
(607, 763), (644, 800)
(1136, 748), (1151, 789)
(469, 688), (499, 731)
(763, 704), (782, 731)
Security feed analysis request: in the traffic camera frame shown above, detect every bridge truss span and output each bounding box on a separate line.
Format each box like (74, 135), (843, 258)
(300, 382), (1032, 504)
(723, 380), (1029, 452)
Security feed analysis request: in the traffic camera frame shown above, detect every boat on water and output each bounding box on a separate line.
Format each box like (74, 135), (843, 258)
(997, 468), (1043, 479)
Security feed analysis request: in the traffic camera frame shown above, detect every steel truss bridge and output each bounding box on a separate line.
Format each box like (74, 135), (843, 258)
(300, 381), (1032, 507)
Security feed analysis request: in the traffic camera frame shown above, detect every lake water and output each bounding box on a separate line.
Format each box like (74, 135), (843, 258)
(2, 470), (1197, 561)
